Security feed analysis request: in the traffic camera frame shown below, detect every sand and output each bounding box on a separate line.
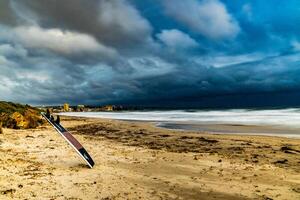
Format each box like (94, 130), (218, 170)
(0, 116), (299, 200)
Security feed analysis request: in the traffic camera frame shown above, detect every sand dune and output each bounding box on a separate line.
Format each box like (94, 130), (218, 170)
(0, 116), (299, 199)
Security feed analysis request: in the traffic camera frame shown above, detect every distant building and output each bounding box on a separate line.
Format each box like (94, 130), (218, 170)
(99, 105), (114, 111)
(64, 103), (70, 112)
(104, 105), (114, 111)
(77, 105), (85, 112)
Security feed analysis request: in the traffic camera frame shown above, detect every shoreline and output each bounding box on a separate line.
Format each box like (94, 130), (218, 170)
(156, 122), (300, 139)
(59, 112), (300, 139)
(0, 116), (299, 199)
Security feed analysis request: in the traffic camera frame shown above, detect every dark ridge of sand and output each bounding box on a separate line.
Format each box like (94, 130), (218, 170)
(157, 122), (300, 138)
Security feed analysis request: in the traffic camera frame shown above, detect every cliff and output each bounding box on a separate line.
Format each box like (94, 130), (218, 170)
(0, 101), (43, 129)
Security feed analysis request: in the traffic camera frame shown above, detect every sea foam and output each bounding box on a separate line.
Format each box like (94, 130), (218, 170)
(60, 108), (300, 127)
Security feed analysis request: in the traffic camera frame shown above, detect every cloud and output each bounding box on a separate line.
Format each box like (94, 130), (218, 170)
(98, 0), (152, 42)
(13, 0), (153, 50)
(194, 53), (278, 68)
(2, 38), (300, 107)
(128, 56), (175, 78)
(13, 26), (117, 58)
(0, 0), (18, 25)
(156, 29), (198, 49)
(0, 55), (16, 68)
(242, 3), (252, 20)
(163, 0), (240, 39)
(0, 43), (27, 58)
(291, 40), (300, 51)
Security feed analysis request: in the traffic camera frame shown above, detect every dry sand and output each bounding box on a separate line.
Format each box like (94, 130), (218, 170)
(0, 116), (299, 200)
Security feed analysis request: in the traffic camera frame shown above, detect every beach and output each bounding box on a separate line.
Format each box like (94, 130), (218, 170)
(0, 116), (299, 200)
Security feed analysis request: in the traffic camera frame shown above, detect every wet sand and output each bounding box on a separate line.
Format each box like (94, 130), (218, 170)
(0, 116), (299, 199)
(157, 122), (300, 138)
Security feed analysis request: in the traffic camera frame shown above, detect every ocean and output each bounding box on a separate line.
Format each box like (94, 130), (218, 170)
(60, 109), (300, 138)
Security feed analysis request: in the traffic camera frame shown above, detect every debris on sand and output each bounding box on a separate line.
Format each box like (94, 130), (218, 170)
(280, 146), (300, 154)
(1, 188), (16, 195)
(274, 159), (288, 164)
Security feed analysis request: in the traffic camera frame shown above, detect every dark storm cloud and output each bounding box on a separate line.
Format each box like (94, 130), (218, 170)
(0, 0), (18, 25)
(13, 0), (153, 50)
(1, 0), (300, 107)
(113, 52), (300, 107)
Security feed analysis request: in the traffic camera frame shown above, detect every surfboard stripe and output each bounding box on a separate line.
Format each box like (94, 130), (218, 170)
(62, 132), (83, 149)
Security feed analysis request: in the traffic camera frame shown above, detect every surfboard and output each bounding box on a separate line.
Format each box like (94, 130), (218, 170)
(42, 112), (95, 168)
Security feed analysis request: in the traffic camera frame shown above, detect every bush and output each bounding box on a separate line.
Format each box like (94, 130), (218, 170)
(0, 101), (43, 129)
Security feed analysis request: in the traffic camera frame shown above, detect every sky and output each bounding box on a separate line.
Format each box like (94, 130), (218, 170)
(0, 0), (300, 108)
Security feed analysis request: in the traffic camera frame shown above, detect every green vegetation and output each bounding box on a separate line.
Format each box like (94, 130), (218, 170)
(0, 101), (33, 115)
(0, 101), (43, 129)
